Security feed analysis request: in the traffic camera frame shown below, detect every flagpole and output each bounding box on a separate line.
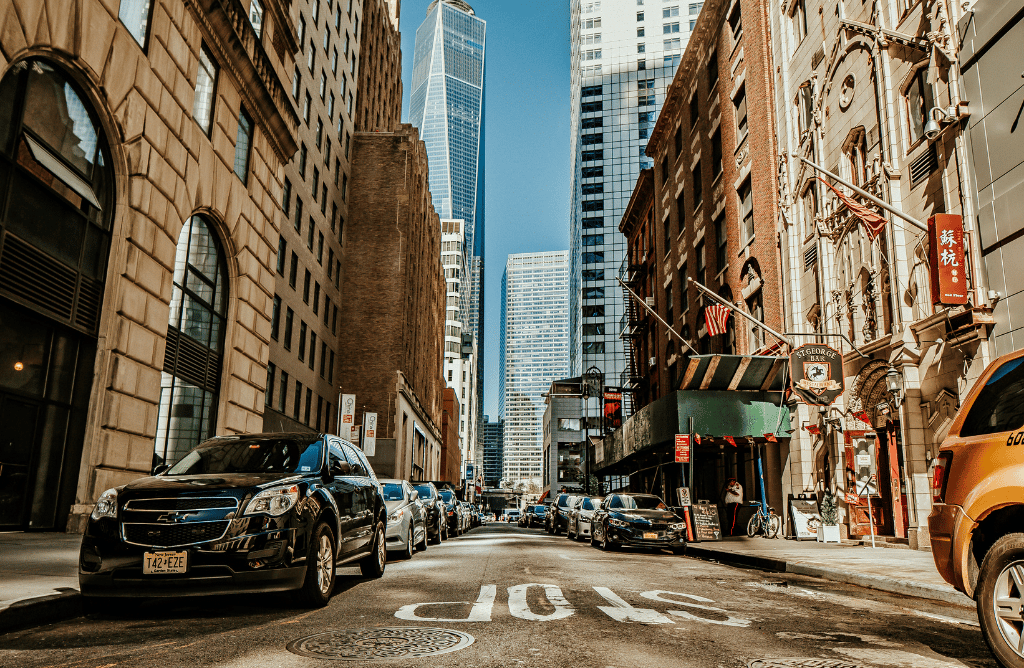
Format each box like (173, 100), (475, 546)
(687, 278), (794, 348)
(616, 276), (699, 355)
(789, 154), (928, 233)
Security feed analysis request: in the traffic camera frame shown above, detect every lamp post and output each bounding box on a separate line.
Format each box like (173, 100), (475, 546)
(884, 365), (918, 542)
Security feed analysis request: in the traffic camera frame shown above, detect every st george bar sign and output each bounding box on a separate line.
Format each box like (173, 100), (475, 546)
(790, 343), (844, 405)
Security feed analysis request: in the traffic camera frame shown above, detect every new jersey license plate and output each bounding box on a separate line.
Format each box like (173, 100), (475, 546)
(643, 532), (658, 540)
(143, 551), (188, 575)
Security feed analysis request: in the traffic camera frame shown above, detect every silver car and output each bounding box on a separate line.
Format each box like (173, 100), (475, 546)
(380, 479), (428, 559)
(568, 496), (604, 541)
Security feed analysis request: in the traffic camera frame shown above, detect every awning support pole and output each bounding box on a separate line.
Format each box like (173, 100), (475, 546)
(687, 278), (795, 348)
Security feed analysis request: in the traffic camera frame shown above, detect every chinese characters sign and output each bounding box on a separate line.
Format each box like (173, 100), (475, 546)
(928, 214), (968, 305)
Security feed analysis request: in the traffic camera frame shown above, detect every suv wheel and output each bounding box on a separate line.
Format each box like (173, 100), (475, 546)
(431, 518), (442, 545)
(359, 523), (386, 578)
(978, 533), (1024, 668)
(294, 521), (335, 607)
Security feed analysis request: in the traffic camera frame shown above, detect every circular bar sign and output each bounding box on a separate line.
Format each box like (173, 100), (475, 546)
(790, 343), (844, 405)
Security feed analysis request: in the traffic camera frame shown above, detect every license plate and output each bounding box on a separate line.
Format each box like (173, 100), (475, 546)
(643, 532), (658, 540)
(143, 551), (188, 575)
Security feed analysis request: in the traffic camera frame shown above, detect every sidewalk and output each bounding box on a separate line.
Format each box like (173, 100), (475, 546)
(0, 532), (82, 633)
(686, 535), (975, 608)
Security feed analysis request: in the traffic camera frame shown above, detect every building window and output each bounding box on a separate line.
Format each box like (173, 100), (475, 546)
(583, 149), (604, 161)
(734, 86), (748, 140)
(582, 166), (604, 178)
(584, 305), (605, 317)
(304, 388), (313, 424)
(266, 362), (275, 406)
(664, 37), (681, 49)
(637, 27), (646, 37)
(582, 85), (603, 97)
(711, 128), (722, 178)
(154, 216), (227, 468)
(284, 307), (294, 350)
(294, 197), (303, 232)
(309, 331), (316, 370)
(583, 342), (606, 354)
(248, 0), (264, 36)
(680, 264), (689, 312)
(692, 160), (703, 208)
(192, 47), (218, 135)
(584, 323), (606, 336)
(664, 5), (680, 16)
(289, 252), (298, 287)
(637, 43), (646, 53)
(792, 0), (808, 43)
(715, 213), (727, 271)
(582, 100), (603, 114)
(303, 269), (311, 303)
(299, 144), (307, 177)
(294, 381), (302, 420)
(665, 284), (674, 323)
(234, 109), (253, 183)
(582, 183), (604, 195)
(797, 82), (814, 136)
(905, 67), (935, 146)
(583, 251), (605, 264)
(583, 234), (604, 246)
(582, 216), (603, 228)
(582, 117), (603, 129)
(690, 90), (699, 128)
(271, 295), (281, 340)
(303, 92), (312, 125)
(583, 269), (604, 281)
(663, 22), (681, 33)
(298, 321), (307, 361)
(282, 178), (292, 215)
(582, 133), (604, 145)
(119, 0), (153, 47)
(313, 283), (320, 315)
(739, 178), (754, 242)
(696, 241), (706, 286)
(279, 371), (288, 411)
(639, 94), (655, 106)
(727, 0), (743, 41)
(637, 11), (645, 20)
(277, 236), (287, 274)
(582, 200), (604, 211)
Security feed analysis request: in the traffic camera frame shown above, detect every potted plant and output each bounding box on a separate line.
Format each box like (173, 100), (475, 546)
(818, 490), (841, 543)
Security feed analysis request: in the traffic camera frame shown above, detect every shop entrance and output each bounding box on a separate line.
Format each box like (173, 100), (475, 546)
(0, 394), (40, 526)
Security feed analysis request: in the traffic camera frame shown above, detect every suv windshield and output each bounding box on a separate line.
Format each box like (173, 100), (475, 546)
(165, 437), (322, 475)
(610, 494), (667, 510)
(414, 485), (435, 499)
(439, 490), (454, 502)
(531, 505), (545, 513)
(381, 483), (405, 501)
(557, 494), (571, 508)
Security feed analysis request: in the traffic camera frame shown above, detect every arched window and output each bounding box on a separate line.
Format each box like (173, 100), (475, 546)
(0, 58), (113, 333)
(154, 215), (228, 468)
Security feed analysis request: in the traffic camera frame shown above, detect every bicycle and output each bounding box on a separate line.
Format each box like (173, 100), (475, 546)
(746, 501), (781, 538)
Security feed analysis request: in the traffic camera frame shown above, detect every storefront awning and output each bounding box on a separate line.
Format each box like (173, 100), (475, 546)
(676, 354), (788, 392)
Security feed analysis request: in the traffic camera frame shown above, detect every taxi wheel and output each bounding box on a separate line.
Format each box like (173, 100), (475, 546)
(295, 521), (335, 607)
(978, 533), (1024, 668)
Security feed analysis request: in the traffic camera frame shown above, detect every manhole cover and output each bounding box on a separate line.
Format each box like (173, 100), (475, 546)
(749, 661), (864, 668)
(287, 627), (475, 661)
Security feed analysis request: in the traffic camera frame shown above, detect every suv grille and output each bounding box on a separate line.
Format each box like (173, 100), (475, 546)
(123, 521), (229, 547)
(125, 497), (238, 511)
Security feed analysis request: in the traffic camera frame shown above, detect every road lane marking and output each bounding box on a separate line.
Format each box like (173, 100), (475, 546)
(592, 587), (673, 624)
(639, 590), (751, 627)
(394, 585), (496, 622)
(508, 584), (575, 621)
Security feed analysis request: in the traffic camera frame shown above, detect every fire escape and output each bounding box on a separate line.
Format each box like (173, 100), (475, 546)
(618, 255), (648, 419)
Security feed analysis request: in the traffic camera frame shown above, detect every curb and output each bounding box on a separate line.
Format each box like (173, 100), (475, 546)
(0, 590), (83, 635)
(685, 545), (975, 608)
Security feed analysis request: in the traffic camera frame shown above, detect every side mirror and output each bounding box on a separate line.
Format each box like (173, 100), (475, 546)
(410, 490), (419, 501)
(330, 460), (352, 478)
(153, 464), (170, 476)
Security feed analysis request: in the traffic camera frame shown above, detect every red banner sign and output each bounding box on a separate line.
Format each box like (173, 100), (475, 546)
(928, 214), (968, 305)
(674, 434), (690, 463)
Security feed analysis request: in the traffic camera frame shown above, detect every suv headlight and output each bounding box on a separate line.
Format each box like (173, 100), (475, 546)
(388, 508), (405, 525)
(670, 522), (687, 532)
(91, 488), (118, 520)
(244, 485), (299, 516)
(608, 518), (628, 528)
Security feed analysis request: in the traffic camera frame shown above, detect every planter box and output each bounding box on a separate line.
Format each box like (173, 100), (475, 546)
(817, 524), (841, 543)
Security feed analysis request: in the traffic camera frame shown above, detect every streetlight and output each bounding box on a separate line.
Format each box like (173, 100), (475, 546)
(885, 367), (903, 403)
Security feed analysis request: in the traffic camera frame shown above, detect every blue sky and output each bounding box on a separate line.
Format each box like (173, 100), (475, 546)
(398, 0), (571, 419)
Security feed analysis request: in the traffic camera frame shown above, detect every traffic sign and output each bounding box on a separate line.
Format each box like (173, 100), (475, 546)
(674, 434), (690, 463)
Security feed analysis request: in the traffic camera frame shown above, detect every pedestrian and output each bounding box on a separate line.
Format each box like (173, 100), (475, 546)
(722, 478), (743, 535)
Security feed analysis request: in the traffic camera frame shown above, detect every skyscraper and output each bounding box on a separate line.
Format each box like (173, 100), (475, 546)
(568, 0), (695, 394)
(408, 0), (487, 468)
(499, 252), (571, 486)
(482, 416), (504, 488)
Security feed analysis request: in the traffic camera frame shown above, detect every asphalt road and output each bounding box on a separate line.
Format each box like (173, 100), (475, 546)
(0, 523), (998, 668)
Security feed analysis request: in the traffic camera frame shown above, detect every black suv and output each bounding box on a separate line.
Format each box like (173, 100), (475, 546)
(79, 433), (388, 607)
(524, 505), (547, 528)
(437, 488), (463, 536)
(547, 493), (579, 535)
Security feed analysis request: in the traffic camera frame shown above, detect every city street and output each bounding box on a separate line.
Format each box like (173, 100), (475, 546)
(0, 523), (995, 668)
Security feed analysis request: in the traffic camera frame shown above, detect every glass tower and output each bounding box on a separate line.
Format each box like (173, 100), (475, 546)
(568, 0), (695, 389)
(409, 0), (487, 464)
(499, 251), (570, 487)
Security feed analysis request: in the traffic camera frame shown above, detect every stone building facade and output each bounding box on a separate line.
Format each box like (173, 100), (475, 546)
(263, 0), (363, 435)
(439, 386), (460, 485)
(0, 0), (298, 531)
(338, 124), (445, 481)
(771, 0), (995, 544)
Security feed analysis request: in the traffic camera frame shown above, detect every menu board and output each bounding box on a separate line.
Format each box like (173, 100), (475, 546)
(789, 497), (821, 541)
(690, 502), (722, 541)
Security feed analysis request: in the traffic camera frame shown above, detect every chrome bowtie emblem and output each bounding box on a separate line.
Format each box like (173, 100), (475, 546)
(156, 512), (195, 523)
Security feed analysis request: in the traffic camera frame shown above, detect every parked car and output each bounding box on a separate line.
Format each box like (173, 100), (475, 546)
(524, 505), (546, 528)
(380, 479), (428, 559)
(412, 482), (447, 544)
(78, 433), (387, 608)
(438, 488), (464, 536)
(505, 509), (521, 523)
(568, 496), (603, 541)
(548, 493), (579, 535)
(460, 501), (475, 531)
(591, 493), (686, 554)
(929, 349), (1024, 668)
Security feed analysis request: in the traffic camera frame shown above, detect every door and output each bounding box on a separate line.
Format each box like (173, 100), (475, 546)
(0, 396), (41, 527)
(326, 440), (358, 557)
(341, 443), (375, 553)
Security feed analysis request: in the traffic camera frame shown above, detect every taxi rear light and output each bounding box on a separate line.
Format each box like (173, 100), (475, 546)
(933, 451), (953, 503)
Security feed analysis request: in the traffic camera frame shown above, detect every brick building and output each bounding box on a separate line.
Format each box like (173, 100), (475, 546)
(338, 125), (445, 481)
(0, 0), (298, 531)
(355, 0), (401, 133)
(598, 0), (792, 520)
(439, 387), (461, 485)
(264, 0), (364, 435)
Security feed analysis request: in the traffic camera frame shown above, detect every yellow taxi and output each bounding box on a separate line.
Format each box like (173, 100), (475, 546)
(929, 348), (1024, 667)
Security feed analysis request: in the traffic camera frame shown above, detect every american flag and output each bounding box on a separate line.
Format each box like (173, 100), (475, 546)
(704, 304), (732, 336)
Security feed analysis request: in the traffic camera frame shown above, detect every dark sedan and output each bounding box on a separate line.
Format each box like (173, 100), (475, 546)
(413, 482), (447, 544)
(524, 504), (547, 528)
(591, 493), (686, 554)
(79, 433), (388, 607)
(438, 488), (463, 536)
